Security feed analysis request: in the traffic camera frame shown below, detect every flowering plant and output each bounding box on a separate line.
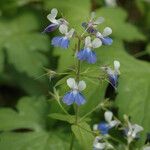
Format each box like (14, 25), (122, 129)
(43, 8), (148, 150)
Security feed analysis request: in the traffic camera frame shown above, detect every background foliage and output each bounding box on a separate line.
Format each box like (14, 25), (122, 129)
(0, 0), (150, 149)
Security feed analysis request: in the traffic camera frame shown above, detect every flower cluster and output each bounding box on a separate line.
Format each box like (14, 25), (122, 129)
(93, 111), (120, 135)
(44, 8), (113, 64)
(93, 136), (113, 150)
(124, 115), (144, 144)
(43, 8), (115, 106)
(93, 111), (144, 150)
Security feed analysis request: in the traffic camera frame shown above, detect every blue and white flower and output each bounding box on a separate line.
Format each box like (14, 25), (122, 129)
(43, 8), (68, 33)
(125, 122), (143, 144)
(93, 111), (119, 135)
(63, 78), (86, 106)
(102, 60), (120, 89)
(96, 27), (113, 45)
(51, 24), (75, 49)
(77, 36), (102, 64)
(124, 121), (144, 144)
(93, 136), (113, 150)
(82, 12), (104, 34)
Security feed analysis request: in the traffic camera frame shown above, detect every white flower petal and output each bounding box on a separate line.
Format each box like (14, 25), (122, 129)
(109, 120), (119, 127)
(78, 80), (86, 91)
(67, 78), (76, 89)
(104, 111), (113, 123)
(106, 68), (114, 76)
(51, 8), (58, 17)
(59, 24), (68, 34)
(47, 8), (58, 23)
(94, 142), (106, 149)
(92, 38), (102, 48)
(132, 124), (143, 138)
(114, 60), (120, 72)
(93, 124), (98, 131)
(66, 28), (75, 38)
(96, 32), (103, 38)
(90, 12), (96, 20)
(94, 17), (105, 25)
(143, 146), (150, 150)
(85, 36), (91, 48)
(102, 27), (112, 37)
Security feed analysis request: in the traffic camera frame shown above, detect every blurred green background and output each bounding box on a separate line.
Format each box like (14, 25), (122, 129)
(0, 0), (150, 149)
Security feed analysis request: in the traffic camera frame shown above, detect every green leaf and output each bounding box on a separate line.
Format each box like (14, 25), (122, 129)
(0, 131), (70, 150)
(0, 96), (49, 131)
(0, 96), (71, 150)
(49, 113), (75, 124)
(71, 122), (94, 150)
(0, 0), (42, 13)
(0, 11), (50, 78)
(96, 7), (145, 41)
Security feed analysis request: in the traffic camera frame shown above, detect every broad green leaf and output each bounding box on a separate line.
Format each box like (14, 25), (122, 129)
(0, 11), (50, 78)
(49, 113), (75, 124)
(71, 122), (94, 150)
(0, 131), (69, 150)
(0, 96), (72, 150)
(0, 0), (42, 13)
(96, 7), (145, 41)
(0, 96), (49, 131)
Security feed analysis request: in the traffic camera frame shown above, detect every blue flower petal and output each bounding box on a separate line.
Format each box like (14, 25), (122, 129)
(77, 49), (88, 61)
(51, 36), (63, 47)
(108, 74), (118, 88)
(77, 49), (97, 64)
(43, 23), (59, 33)
(101, 37), (113, 45)
(51, 36), (69, 49)
(60, 38), (69, 49)
(62, 91), (75, 105)
(98, 122), (111, 135)
(87, 50), (97, 64)
(74, 92), (86, 106)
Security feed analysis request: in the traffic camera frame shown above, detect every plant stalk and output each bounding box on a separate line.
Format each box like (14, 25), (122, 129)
(69, 37), (81, 150)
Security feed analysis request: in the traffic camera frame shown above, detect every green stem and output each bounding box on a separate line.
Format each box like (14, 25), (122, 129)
(134, 51), (147, 57)
(75, 104), (79, 124)
(79, 104), (101, 122)
(125, 144), (130, 150)
(108, 135), (124, 144)
(57, 100), (70, 115)
(69, 133), (75, 150)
